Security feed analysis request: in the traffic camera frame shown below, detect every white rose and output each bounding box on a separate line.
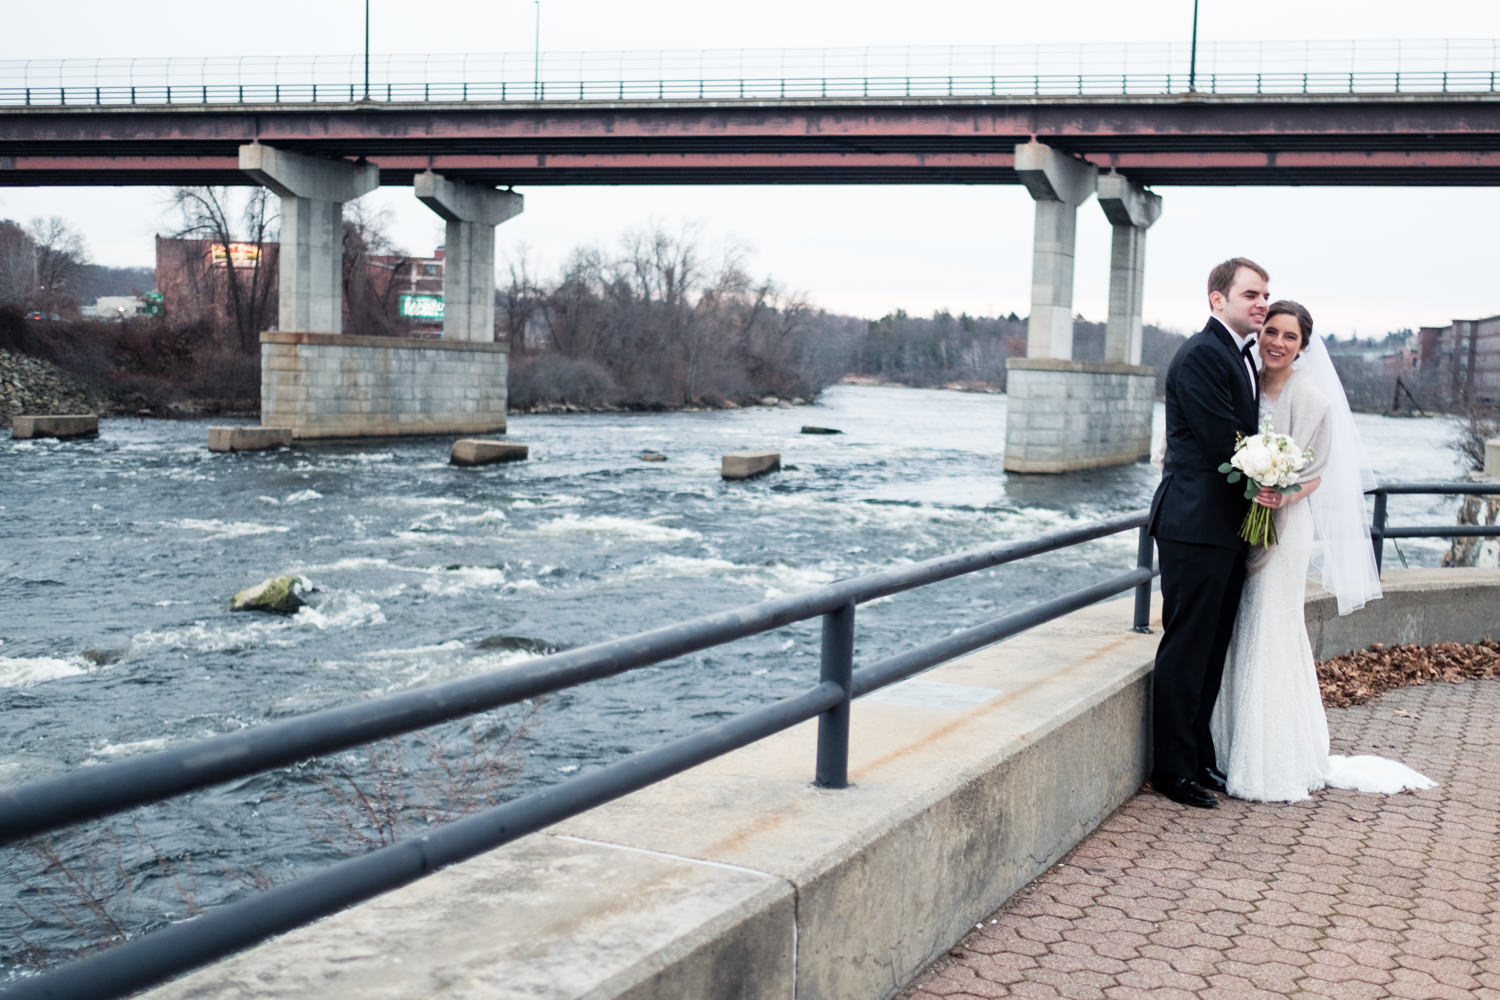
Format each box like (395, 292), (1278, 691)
(1239, 439), (1275, 480)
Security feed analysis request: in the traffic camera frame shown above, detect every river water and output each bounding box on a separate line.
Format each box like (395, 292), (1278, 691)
(0, 384), (1468, 972)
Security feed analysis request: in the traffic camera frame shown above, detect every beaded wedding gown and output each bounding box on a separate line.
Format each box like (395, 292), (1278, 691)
(1209, 377), (1436, 803)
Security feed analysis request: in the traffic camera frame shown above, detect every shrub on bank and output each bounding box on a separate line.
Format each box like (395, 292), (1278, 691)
(0, 305), (259, 417)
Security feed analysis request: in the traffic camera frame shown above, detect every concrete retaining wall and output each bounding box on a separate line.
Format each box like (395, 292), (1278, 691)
(1003, 359), (1155, 473)
(261, 331), (508, 439)
(141, 568), (1499, 1000)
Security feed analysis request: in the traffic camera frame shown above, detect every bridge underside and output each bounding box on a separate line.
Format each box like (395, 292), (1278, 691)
(5, 94), (1500, 186)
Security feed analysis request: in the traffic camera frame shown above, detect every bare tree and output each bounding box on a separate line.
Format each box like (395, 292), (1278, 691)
(0, 217), (91, 313)
(497, 245), (545, 354)
(164, 187), (278, 352)
(342, 200), (417, 337)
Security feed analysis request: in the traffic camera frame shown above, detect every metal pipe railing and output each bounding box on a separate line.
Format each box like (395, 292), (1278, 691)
(0, 511), (1145, 844)
(1369, 481), (1500, 570)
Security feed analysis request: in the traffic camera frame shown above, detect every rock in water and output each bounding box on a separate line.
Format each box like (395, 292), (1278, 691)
(232, 575), (306, 614)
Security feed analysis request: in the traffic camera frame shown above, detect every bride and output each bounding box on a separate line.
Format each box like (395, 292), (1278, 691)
(1209, 300), (1435, 803)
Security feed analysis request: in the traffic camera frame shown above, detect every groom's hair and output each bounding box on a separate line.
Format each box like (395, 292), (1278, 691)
(1266, 300), (1315, 348)
(1207, 257), (1269, 298)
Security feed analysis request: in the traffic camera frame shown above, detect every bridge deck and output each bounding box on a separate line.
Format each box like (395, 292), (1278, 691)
(5, 92), (1500, 187)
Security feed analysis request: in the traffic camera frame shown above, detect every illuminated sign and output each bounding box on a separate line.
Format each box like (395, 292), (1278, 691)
(399, 293), (444, 320)
(208, 242), (262, 268)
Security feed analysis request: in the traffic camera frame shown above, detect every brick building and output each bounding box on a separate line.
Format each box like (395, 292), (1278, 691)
(1417, 315), (1500, 407)
(154, 237), (448, 338)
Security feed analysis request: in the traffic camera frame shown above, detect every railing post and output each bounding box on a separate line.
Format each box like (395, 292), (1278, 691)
(1371, 490), (1388, 572)
(814, 599), (855, 789)
(1133, 525), (1154, 633)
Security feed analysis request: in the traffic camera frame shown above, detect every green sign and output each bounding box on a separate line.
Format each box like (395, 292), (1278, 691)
(144, 291), (164, 316)
(399, 293), (444, 320)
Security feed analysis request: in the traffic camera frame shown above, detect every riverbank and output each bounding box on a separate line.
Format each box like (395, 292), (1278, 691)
(0, 348), (101, 427)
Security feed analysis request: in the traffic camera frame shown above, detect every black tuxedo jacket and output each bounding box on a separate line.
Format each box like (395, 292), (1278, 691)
(1148, 318), (1260, 548)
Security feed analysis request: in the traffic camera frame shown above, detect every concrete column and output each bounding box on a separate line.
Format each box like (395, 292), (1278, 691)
(1096, 174), (1162, 365)
(414, 172), (524, 342)
(239, 144), (379, 334)
(1014, 142), (1097, 360)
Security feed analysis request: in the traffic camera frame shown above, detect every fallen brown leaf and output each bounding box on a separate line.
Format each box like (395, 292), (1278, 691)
(1318, 639), (1500, 708)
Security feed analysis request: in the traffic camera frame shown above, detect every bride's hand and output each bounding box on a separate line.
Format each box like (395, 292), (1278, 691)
(1254, 485), (1283, 508)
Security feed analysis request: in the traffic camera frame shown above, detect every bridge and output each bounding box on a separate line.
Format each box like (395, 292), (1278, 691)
(3, 40), (1500, 466)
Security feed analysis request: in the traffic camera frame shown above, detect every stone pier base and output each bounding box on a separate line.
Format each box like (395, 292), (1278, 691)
(1004, 359), (1155, 473)
(261, 332), (508, 439)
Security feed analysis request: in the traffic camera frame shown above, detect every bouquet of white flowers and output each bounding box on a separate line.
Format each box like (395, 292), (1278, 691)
(1218, 418), (1314, 547)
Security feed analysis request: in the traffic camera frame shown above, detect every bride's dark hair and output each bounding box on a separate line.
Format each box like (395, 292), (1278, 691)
(1265, 300), (1314, 351)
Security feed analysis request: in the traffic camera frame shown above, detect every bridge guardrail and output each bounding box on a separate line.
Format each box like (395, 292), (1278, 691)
(3, 69), (1499, 106)
(2, 483), (1497, 999)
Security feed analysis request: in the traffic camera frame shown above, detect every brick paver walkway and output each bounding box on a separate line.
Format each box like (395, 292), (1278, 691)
(898, 678), (1500, 1000)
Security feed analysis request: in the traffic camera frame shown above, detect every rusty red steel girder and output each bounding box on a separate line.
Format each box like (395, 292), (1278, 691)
(4, 93), (1500, 187)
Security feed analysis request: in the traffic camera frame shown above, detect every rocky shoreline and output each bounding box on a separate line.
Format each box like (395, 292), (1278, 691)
(0, 348), (103, 428)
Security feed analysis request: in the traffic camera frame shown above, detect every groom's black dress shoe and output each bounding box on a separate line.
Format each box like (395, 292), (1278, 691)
(1152, 776), (1218, 809)
(1197, 766), (1229, 794)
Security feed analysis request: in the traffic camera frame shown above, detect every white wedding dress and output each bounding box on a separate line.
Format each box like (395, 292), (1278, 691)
(1210, 374), (1436, 803)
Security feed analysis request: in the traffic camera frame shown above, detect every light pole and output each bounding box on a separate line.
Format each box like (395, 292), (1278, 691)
(363, 0), (371, 99)
(1188, 0), (1199, 92)
(533, 0), (541, 100)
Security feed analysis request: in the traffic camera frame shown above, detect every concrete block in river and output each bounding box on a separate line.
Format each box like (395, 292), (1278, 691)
(208, 426), (293, 452)
(11, 414), (98, 439)
(451, 439), (529, 466)
(722, 451), (780, 480)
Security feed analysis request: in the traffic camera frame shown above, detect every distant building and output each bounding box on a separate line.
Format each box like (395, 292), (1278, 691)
(85, 295), (145, 319)
(1418, 316), (1500, 407)
(154, 237), (450, 338)
(155, 236), (280, 338)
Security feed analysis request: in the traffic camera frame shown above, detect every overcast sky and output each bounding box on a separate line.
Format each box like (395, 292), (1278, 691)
(3, 1), (1500, 337)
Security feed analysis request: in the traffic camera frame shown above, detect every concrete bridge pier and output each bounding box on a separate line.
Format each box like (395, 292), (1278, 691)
(1005, 144), (1156, 473)
(1097, 173), (1161, 367)
(242, 150), (510, 440)
(414, 171), (524, 342)
(239, 144), (379, 334)
(1015, 141), (1096, 362)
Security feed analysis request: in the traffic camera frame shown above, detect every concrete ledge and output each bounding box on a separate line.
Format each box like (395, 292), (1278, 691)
(11, 414), (98, 439)
(1004, 448), (1152, 474)
(722, 451), (780, 480)
(208, 426), (293, 452)
(451, 439), (529, 466)
(262, 330), (509, 354)
(1005, 358), (1154, 376)
(141, 568), (1500, 1000)
(1306, 567), (1500, 658)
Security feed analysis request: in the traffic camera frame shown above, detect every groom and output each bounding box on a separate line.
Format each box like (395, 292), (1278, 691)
(1147, 257), (1269, 808)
